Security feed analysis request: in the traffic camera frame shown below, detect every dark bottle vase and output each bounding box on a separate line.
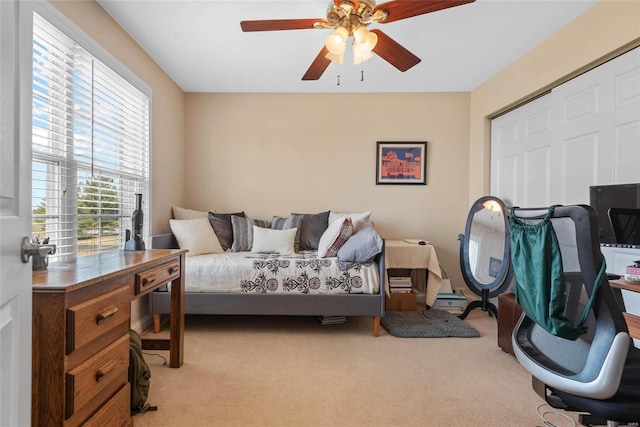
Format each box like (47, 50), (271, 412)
(124, 193), (145, 250)
(132, 193), (144, 239)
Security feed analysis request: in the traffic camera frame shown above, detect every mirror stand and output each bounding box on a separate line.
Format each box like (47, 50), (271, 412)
(458, 196), (512, 320)
(458, 289), (497, 320)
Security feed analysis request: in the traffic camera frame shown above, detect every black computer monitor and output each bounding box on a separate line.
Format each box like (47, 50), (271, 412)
(589, 183), (640, 246)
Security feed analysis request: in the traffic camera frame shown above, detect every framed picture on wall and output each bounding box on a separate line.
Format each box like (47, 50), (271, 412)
(376, 141), (427, 185)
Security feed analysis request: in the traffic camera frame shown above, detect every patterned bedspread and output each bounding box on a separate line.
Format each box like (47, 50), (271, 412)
(183, 251), (380, 295)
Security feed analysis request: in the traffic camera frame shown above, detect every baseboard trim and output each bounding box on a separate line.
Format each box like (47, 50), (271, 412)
(131, 313), (154, 334)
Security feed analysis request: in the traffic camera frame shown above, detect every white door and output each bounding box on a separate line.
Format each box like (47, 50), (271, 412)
(491, 46), (640, 207)
(491, 93), (554, 207)
(0, 1), (33, 426)
(551, 45), (640, 204)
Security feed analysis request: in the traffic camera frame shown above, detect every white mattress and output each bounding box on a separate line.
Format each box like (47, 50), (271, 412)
(183, 251), (379, 295)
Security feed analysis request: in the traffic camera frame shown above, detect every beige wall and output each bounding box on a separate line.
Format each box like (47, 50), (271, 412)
(184, 93), (470, 288)
(50, 0), (185, 236)
(50, 0), (185, 325)
(469, 0), (640, 204)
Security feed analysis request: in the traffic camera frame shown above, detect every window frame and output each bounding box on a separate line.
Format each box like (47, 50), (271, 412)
(32, 2), (152, 261)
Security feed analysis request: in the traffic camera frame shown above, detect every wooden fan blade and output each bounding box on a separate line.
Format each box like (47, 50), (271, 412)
(374, 0), (475, 24)
(302, 46), (332, 81)
(370, 29), (420, 72)
(240, 19), (324, 32)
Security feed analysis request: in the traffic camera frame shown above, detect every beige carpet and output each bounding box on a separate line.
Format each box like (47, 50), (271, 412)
(136, 311), (583, 427)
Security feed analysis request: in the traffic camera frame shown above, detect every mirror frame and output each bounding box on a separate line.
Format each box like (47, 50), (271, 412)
(459, 196), (512, 297)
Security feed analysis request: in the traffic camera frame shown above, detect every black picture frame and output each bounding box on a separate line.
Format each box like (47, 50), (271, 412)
(376, 141), (427, 185)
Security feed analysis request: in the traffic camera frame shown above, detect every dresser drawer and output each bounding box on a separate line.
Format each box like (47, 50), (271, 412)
(81, 383), (131, 427)
(66, 334), (129, 419)
(66, 286), (130, 354)
(135, 259), (180, 296)
(623, 312), (640, 340)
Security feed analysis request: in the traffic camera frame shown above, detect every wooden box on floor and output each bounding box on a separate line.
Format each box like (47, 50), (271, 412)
(386, 292), (417, 311)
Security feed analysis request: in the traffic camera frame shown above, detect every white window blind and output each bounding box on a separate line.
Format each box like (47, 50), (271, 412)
(32, 13), (150, 262)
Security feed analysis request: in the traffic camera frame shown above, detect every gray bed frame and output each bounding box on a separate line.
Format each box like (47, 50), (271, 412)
(150, 234), (386, 336)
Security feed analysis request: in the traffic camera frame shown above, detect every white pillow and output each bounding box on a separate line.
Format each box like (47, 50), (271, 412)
(329, 211), (371, 231)
(251, 226), (296, 255)
(317, 217), (354, 258)
(169, 217), (223, 256)
(172, 206), (210, 220)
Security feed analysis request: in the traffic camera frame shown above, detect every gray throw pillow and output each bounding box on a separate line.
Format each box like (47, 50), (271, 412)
(293, 211), (329, 251)
(271, 215), (303, 251)
(208, 211), (245, 251)
(231, 216), (270, 252)
(336, 222), (383, 270)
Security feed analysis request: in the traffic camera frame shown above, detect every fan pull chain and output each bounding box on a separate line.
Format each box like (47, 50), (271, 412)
(361, 70), (364, 82)
(337, 75), (340, 86)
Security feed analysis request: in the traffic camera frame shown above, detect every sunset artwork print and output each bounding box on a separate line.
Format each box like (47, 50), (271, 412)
(376, 142), (427, 185)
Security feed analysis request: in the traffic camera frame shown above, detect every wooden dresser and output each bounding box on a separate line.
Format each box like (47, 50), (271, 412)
(610, 278), (640, 341)
(32, 249), (186, 426)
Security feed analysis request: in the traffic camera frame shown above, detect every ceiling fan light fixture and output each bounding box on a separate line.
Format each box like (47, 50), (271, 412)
(353, 26), (378, 54)
(240, 0), (477, 81)
(353, 27), (378, 60)
(353, 26), (368, 43)
(352, 43), (373, 65)
(325, 26), (348, 55)
(325, 51), (344, 65)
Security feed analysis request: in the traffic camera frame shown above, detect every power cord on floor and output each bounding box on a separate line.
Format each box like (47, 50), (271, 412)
(536, 403), (576, 427)
(439, 263), (450, 280)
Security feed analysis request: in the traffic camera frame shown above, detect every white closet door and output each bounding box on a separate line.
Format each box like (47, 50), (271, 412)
(491, 47), (640, 207)
(552, 46), (640, 204)
(491, 93), (554, 207)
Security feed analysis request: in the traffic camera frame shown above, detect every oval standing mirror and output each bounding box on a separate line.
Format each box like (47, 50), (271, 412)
(458, 196), (512, 319)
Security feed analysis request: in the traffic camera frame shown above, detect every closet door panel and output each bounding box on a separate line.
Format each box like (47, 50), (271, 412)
(491, 94), (552, 207)
(524, 147), (551, 207)
(491, 47), (639, 208)
(552, 67), (604, 195)
(552, 46), (640, 188)
(495, 155), (518, 206)
(561, 133), (598, 204)
(613, 120), (640, 183)
(612, 59), (640, 183)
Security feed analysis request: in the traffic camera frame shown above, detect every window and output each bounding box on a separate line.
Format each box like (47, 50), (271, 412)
(32, 12), (150, 262)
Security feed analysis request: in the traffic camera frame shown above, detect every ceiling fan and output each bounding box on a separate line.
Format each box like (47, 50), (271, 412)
(240, 0), (476, 81)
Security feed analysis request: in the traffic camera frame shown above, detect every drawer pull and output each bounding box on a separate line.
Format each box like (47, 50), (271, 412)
(95, 360), (117, 383)
(142, 276), (156, 286)
(96, 306), (118, 325)
(168, 266), (178, 274)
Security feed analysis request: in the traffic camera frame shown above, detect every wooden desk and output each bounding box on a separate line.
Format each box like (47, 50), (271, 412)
(32, 249), (186, 426)
(610, 278), (640, 342)
(384, 240), (443, 306)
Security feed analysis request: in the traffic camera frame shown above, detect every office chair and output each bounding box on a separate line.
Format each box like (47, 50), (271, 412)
(608, 208), (640, 246)
(510, 205), (640, 427)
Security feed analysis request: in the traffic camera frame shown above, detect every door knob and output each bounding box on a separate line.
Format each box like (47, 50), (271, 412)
(20, 236), (56, 267)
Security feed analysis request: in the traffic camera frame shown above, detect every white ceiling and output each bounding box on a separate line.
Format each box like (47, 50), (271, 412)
(96, 0), (598, 93)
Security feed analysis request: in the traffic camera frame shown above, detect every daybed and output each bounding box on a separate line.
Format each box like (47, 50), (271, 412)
(150, 209), (386, 336)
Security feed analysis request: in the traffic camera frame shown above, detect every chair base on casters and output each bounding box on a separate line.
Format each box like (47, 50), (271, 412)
(533, 377), (640, 427)
(578, 414), (636, 427)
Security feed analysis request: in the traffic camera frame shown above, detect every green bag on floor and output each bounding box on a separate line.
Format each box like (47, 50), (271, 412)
(509, 206), (604, 341)
(129, 329), (158, 414)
